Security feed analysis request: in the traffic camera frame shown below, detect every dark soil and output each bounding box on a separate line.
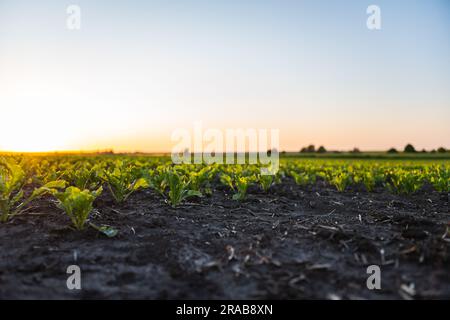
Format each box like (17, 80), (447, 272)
(0, 179), (449, 299)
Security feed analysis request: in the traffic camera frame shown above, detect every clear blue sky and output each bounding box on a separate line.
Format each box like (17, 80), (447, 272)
(1, 0), (449, 152)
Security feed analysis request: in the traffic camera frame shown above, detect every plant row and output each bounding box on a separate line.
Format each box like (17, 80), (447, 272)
(1, 156), (448, 233)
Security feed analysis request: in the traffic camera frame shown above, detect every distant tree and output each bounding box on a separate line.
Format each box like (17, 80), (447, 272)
(404, 144), (416, 153)
(387, 148), (398, 154)
(317, 146), (327, 153)
(301, 145), (315, 153)
(99, 149), (115, 155)
(420, 149), (427, 153)
(431, 149), (437, 154)
(351, 148), (360, 153)
(437, 147), (447, 153)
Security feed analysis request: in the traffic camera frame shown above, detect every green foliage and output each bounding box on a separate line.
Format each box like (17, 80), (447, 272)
(385, 169), (424, 194)
(164, 170), (202, 207)
(330, 171), (352, 192)
(258, 174), (274, 192)
(63, 164), (102, 190)
(220, 170), (255, 201)
(219, 173), (234, 190)
(89, 223), (118, 237)
(0, 158), (26, 222)
(233, 176), (255, 200)
(102, 161), (148, 203)
(353, 169), (384, 192)
(144, 166), (168, 196)
(0, 154), (449, 225)
(0, 158), (65, 222)
(426, 165), (449, 193)
(53, 186), (103, 230)
(187, 166), (215, 195)
(289, 171), (316, 186)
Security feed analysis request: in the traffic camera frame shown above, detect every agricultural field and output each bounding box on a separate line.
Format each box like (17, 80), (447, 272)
(0, 154), (448, 299)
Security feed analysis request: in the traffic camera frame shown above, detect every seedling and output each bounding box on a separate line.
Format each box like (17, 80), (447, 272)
(386, 169), (424, 194)
(144, 167), (168, 196)
(64, 164), (102, 190)
(220, 172), (255, 201)
(330, 171), (352, 192)
(259, 174), (274, 192)
(164, 170), (202, 207)
(427, 166), (449, 193)
(290, 171), (316, 186)
(53, 186), (103, 230)
(102, 161), (148, 203)
(0, 158), (66, 222)
(89, 222), (118, 237)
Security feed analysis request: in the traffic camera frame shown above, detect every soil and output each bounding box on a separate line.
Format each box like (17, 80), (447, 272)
(0, 179), (448, 300)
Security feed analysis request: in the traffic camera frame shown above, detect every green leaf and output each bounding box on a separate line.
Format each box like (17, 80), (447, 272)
(42, 180), (67, 189)
(132, 178), (148, 191)
(232, 193), (243, 201)
(99, 225), (118, 237)
(10, 190), (24, 206)
(89, 223), (118, 237)
(186, 190), (202, 198)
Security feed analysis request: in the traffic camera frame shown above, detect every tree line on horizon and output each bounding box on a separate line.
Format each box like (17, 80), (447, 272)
(295, 144), (448, 154)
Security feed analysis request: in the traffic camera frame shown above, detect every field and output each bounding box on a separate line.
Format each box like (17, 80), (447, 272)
(0, 154), (449, 299)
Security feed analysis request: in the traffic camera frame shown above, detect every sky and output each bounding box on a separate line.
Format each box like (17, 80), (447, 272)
(0, 0), (449, 152)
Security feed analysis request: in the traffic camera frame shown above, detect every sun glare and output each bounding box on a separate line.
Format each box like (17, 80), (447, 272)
(0, 105), (72, 153)
(0, 130), (70, 153)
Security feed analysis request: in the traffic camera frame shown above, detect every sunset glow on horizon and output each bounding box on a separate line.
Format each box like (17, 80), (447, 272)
(1, 0), (449, 153)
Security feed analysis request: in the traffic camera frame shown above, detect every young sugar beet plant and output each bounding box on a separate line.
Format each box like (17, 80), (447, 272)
(0, 158), (66, 223)
(63, 164), (103, 190)
(102, 161), (148, 203)
(220, 171), (256, 201)
(353, 170), (384, 192)
(385, 168), (424, 194)
(258, 174), (274, 192)
(144, 166), (168, 197)
(329, 170), (353, 192)
(289, 171), (317, 187)
(187, 165), (216, 196)
(256, 161), (281, 192)
(163, 169), (202, 207)
(427, 165), (450, 193)
(51, 186), (116, 236)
